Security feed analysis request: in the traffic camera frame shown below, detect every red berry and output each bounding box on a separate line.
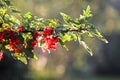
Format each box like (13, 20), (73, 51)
(18, 26), (23, 32)
(0, 52), (3, 61)
(8, 30), (16, 40)
(9, 39), (24, 54)
(42, 35), (58, 51)
(16, 49), (22, 54)
(7, 27), (12, 31)
(34, 31), (42, 39)
(0, 33), (4, 42)
(43, 28), (53, 35)
(30, 40), (38, 49)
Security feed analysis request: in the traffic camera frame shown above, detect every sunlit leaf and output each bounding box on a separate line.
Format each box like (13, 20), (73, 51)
(83, 5), (93, 18)
(10, 6), (21, 13)
(60, 12), (72, 23)
(78, 35), (93, 56)
(12, 53), (27, 64)
(0, 8), (7, 15)
(59, 39), (68, 51)
(87, 32), (94, 37)
(24, 12), (32, 19)
(60, 33), (71, 42)
(89, 26), (108, 43)
(9, 16), (20, 26)
(71, 33), (77, 41)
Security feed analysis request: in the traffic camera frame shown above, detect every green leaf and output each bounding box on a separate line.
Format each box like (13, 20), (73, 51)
(59, 39), (68, 51)
(71, 33), (77, 41)
(0, 8), (7, 16)
(10, 6), (21, 13)
(83, 5), (92, 18)
(12, 53), (27, 64)
(24, 12), (32, 19)
(8, 16), (20, 26)
(23, 48), (34, 58)
(33, 54), (38, 60)
(89, 26), (108, 43)
(4, 0), (11, 6)
(46, 19), (57, 27)
(87, 32), (94, 37)
(18, 56), (27, 64)
(22, 33), (32, 40)
(78, 35), (93, 56)
(2, 23), (9, 28)
(60, 12), (71, 23)
(60, 33), (71, 42)
(59, 32), (77, 42)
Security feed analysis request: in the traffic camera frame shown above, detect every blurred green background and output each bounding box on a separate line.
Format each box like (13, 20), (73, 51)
(1, 0), (120, 80)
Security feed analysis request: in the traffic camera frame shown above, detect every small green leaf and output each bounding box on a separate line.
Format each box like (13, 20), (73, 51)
(78, 35), (93, 56)
(9, 16), (20, 26)
(22, 33), (32, 40)
(60, 12), (71, 23)
(48, 19), (57, 27)
(24, 12), (32, 19)
(0, 8), (7, 15)
(87, 32), (94, 37)
(18, 56), (27, 64)
(60, 33), (71, 42)
(10, 6), (21, 13)
(71, 33), (77, 41)
(12, 53), (27, 64)
(59, 39), (68, 51)
(89, 26), (108, 43)
(4, 0), (11, 6)
(83, 5), (92, 18)
(33, 54), (38, 60)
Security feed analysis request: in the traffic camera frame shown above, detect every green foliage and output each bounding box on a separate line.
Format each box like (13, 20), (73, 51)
(12, 53), (27, 64)
(4, 0), (11, 6)
(83, 5), (93, 18)
(60, 12), (72, 23)
(0, 0), (108, 64)
(60, 32), (77, 42)
(88, 25), (108, 43)
(78, 35), (93, 56)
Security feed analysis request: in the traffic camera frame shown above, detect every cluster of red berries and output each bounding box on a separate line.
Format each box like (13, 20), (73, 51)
(8, 39), (24, 54)
(0, 26), (59, 61)
(0, 26), (24, 60)
(0, 33), (4, 42)
(8, 27), (24, 54)
(31, 27), (59, 52)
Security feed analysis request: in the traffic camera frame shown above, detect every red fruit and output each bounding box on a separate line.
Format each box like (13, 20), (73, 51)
(9, 43), (17, 51)
(0, 33), (4, 42)
(30, 40), (38, 49)
(7, 27), (12, 31)
(34, 31), (42, 39)
(18, 26), (23, 32)
(42, 35), (58, 51)
(8, 31), (16, 40)
(0, 52), (3, 61)
(9, 40), (19, 51)
(9, 39), (24, 54)
(16, 49), (22, 54)
(43, 28), (53, 35)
